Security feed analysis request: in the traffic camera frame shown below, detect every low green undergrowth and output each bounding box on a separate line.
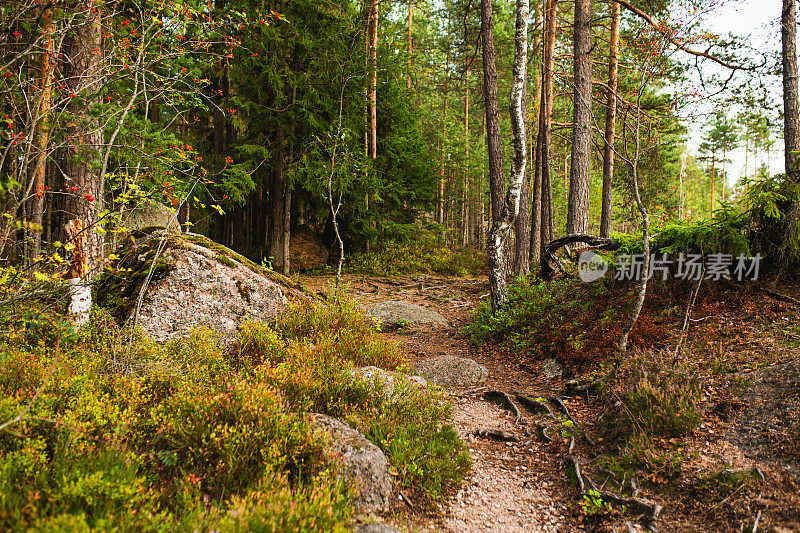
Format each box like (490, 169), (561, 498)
(347, 240), (485, 277)
(0, 293), (468, 530)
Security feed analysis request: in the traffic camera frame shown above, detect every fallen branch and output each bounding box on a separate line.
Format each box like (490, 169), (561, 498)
(759, 288), (800, 306)
(540, 234), (621, 279)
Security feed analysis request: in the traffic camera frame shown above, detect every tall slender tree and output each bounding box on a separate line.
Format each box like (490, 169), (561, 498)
(529, 0), (558, 264)
(566, 0), (592, 237)
(484, 0), (528, 312)
(599, 0), (619, 238)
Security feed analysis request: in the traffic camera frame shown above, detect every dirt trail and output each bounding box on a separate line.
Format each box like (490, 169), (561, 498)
(303, 274), (584, 532)
(302, 273), (800, 532)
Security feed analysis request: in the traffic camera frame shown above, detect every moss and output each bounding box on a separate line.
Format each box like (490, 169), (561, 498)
(95, 238), (174, 320)
(96, 229), (316, 322)
(216, 254), (238, 269)
(236, 279), (252, 304)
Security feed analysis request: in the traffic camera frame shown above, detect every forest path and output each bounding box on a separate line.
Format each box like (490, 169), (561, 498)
(301, 274), (588, 532)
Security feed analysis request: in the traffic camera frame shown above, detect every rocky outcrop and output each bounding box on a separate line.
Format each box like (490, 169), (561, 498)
(311, 414), (393, 513)
(368, 301), (448, 329)
(96, 229), (313, 345)
(290, 225), (330, 271)
(350, 366), (428, 398)
(414, 356), (489, 387)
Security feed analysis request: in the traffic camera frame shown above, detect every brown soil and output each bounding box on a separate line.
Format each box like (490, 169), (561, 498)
(301, 273), (800, 533)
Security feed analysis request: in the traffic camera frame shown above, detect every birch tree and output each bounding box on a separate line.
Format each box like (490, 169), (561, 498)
(483, 0), (528, 312)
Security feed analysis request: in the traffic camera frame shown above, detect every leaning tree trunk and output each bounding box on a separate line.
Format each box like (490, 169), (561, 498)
(484, 0), (528, 313)
(780, 0), (800, 268)
(566, 0), (592, 237)
(599, 0), (620, 238)
(62, 0), (105, 277)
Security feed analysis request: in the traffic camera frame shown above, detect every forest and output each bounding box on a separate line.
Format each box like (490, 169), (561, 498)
(1, 0), (799, 531)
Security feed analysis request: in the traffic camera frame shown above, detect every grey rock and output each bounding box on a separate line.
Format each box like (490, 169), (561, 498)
(97, 230), (295, 346)
(354, 523), (404, 533)
(350, 366), (428, 397)
(542, 358), (563, 379)
(368, 301), (448, 329)
(414, 355), (489, 387)
(311, 414), (393, 513)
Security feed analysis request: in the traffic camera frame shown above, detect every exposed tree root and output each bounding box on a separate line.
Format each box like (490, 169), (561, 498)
(565, 453), (662, 532)
(548, 395), (596, 447)
(470, 428), (519, 442)
(483, 390), (523, 423)
(514, 392), (555, 417)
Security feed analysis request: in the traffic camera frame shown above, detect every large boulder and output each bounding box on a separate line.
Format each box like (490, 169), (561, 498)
(96, 229), (313, 345)
(290, 225), (330, 272)
(368, 301), (448, 329)
(121, 201), (180, 232)
(311, 414), (393, 513)
(414, 356), (489, 387)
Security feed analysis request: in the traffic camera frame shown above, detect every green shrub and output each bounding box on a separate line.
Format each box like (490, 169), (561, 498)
(603, 348), (703, 439)
(0, 291), (468, 528)
(347, 240), (485, 277)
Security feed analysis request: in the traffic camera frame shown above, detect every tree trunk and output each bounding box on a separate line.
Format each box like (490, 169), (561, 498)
(268, 128), (291, 274)
(462, 65), (471, 247)
(368, 0), (378, 161)
(782, 0), (800, 181)
(439, 47), (450, 233)
(514, 0), (543, 275)
(530, 0), (558, 265)
(710, 155), (716, 214)
(599, 0), (619, 238)
(780, 0), (800, 268)
(62, 1), (104, 277)
(485, 0), (528, 312)
(566, 0), (592, 237)
(407, 0), (413, 90)
(29, 8), (56, 265)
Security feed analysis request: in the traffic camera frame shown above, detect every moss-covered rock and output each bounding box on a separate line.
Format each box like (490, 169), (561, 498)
(96, 229), (315, 345)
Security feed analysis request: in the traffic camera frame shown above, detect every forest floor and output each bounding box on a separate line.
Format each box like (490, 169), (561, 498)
(302, 273), (800, 533)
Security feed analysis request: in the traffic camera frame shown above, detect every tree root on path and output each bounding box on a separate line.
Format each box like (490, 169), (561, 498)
(548, 395), (596, 447)
(469, 428), (519, 442)
(565, 444), (662, 532)
(514, 392), (554, 417)
(483, 390), (523, 423)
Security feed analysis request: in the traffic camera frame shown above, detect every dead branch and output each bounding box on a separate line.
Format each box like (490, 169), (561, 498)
(541, 234), (621, 279)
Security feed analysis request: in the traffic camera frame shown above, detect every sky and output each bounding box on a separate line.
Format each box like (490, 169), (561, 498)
(682, 0), (786, 185)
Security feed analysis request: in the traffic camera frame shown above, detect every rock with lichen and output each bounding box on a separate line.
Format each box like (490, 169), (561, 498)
(95, 228), (314, 345)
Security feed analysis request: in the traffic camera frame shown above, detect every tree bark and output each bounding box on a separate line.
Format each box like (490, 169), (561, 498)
(268, 128), (291, 274)
(514, 0), (543, 275)
(368, 0), (378, 161)
(780, 0), (800, 267)
(407, 0), (413, 90)
(599, 0), (619, 238)
(29, 8), (56, 265)
(62, 0), (104, 277)
(567, 0), (592, 237)
(439, 47), (450, 232)
(530, 0), (558, 265)
(462, 65), (471, 247)
(485, 0), (528, 312)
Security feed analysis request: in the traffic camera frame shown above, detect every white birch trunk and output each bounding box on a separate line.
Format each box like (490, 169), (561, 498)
(487, 0), (528, 313)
